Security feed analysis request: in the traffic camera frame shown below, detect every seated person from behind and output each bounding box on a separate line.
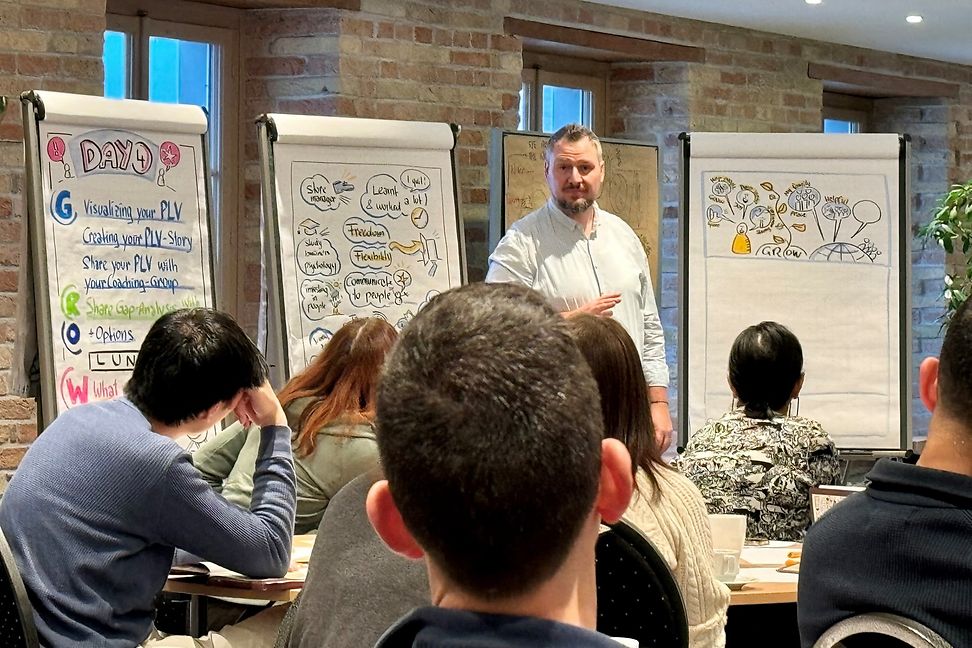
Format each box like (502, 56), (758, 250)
(677, 321), (839, 541)
(0, 309), (296, 648)
(281, 468), (429, 648)
(366, 282), (637, 646)
(193, 317), (397, 534)
(798, 298), (972, 648)
(568, 314), (729, 648)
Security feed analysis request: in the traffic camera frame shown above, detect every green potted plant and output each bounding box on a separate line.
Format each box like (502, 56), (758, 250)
(919, 180), (972, 322)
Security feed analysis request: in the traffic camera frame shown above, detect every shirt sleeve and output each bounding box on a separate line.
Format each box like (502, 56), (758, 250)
(638, 242), (669, 387)
(485, 228), (536, 286)
(155, 425), (297, 578)
(190, 420), (253, 492)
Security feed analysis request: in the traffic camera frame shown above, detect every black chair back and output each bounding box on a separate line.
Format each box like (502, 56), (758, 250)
(595, 519), (689, 648)
(814, 612), (952, 648)
(0, 528), (39, 648)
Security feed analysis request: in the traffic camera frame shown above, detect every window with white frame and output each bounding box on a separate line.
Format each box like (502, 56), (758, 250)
(103, 2), (240, 313)
(519, 53), (607, 134)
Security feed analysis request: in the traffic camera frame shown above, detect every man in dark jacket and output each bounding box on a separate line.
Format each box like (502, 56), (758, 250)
(798, 297), (972, 647)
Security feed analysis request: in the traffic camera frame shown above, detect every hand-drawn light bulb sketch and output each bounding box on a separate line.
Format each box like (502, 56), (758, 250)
(326, 280), (342, 315)
(731, 222), (752, 255)
(851, 199), (882, 238)
(706, 204), (732, 226)
(709, 176), (737, 218)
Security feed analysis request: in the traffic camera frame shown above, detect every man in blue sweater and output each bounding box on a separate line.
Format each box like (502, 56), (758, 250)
(798, 297), (972, 647)
(0, 308), (296, 647)
(366, 283), (636, 647)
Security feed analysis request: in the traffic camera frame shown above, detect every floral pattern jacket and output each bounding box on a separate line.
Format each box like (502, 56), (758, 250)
(675, 410), (840, 541)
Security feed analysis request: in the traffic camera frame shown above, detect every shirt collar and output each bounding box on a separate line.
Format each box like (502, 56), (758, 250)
(866, 458), (972, 509)
(544, 198), (600, 238)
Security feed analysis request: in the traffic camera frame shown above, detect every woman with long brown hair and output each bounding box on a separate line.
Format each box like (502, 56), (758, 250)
(567, 314), (729, 648)
(193, 317), (397, 534)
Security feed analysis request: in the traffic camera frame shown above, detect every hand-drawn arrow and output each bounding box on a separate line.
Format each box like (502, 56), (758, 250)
(389, 239), (423, 255)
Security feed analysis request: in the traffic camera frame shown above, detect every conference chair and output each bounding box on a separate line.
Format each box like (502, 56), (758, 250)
(814, 612), (952, 648)
(595, 519), (689, 648)
(0, 528), (39, 648)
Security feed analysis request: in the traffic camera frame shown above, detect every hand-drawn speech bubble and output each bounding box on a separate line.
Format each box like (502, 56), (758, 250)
(300, 279), (330, 321)
(350, 245), (392, 270)
(400, 169), (431, 192)
(344, 271), (395, 308)
(296, 236), (340, 276)
(343, 217), (390, 245)
(361, 174), (404, 219)
(301, 174), (341, 212)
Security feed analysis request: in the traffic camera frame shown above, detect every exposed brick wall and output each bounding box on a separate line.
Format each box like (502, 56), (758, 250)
(2, 0), (972, 473)
(232, 0), (972, 441)
(0, 0), (106, 485)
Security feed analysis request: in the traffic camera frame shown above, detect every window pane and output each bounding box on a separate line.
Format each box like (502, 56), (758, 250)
(823, 118), (860, 134)
(148, 36), (212, 110)
(103, 31), (129, 99)
(541, 85), (592, 133)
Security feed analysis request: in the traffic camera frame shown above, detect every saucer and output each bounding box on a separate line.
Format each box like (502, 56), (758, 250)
(721, 575), (755, 591)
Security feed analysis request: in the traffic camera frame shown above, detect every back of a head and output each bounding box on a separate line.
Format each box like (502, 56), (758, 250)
(728, 321), (803, 419)
(376, 283), (604, 600)
(124, 308), (267, 425)
(566, 314), (662, 488)
(280, 317), (398, 456)
(936, 298), (972, 427)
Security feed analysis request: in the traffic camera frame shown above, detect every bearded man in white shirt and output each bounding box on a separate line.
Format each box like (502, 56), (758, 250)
(486, 123), (673, 449)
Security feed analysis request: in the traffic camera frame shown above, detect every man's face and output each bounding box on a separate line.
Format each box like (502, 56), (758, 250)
(545, 136), (604, 217)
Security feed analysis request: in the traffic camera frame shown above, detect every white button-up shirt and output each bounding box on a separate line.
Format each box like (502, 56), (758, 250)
(486, 199), (669, 387)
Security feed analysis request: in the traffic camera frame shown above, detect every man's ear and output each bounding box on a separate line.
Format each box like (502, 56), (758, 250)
(919, 356), (940, 413)
(596, 438), (634, 524)
(366, 480), (425, 560)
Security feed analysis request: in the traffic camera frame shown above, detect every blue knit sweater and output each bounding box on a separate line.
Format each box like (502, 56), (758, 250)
(0, 398), (296, 647)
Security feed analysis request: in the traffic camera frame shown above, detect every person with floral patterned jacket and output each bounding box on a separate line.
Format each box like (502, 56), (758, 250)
(676, 322), (840, 541)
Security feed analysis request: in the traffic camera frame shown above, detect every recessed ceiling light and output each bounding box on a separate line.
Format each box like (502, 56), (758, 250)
(906, 15), (923, 23)
(805, 0), (822, 4)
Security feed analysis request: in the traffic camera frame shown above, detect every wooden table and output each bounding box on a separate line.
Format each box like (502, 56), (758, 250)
(728, 542), (800, 606)
(164, 534), (315, 635)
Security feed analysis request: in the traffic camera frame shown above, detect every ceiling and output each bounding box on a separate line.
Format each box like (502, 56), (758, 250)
(584, 0), (972, 66)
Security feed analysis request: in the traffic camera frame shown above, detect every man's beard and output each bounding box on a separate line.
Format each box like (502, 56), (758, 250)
(556, 196), (594, 216)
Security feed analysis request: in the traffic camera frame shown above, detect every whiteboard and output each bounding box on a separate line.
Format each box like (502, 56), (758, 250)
(488, 129), (661, 294)
(258, 114), (465, 384)
(21, 91), (216, 427)
(681, 132), (910, 451)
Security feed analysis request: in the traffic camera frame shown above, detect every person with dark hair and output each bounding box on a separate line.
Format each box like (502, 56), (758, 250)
(0, 308), (297, 648)
(798, 299), (972, 647)
(194, 317), (397, 535)
(366, 282), (635, 647)
(486, 123), (674, 453)
(567, 314), (729, 647)
(676, 321), (839, 541)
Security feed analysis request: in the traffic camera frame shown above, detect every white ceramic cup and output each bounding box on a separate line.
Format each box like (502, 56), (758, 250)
(708, 513), (747, 554)
(711, 548), (740, 582)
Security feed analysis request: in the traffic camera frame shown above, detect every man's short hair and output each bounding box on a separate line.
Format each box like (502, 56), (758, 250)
(937, 298), (972, 428)
(544, 123), (603, 163)
(376, 283), (604, 599)
(124, 308), (268, 425)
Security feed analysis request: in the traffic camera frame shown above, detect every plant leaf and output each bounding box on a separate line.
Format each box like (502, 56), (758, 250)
(792, 223), (806, 232)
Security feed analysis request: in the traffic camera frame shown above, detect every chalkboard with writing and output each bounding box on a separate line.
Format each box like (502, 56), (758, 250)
(258, 114), (465, 385)
(22, 91), (216, 427)
(488, 130), (661, 293)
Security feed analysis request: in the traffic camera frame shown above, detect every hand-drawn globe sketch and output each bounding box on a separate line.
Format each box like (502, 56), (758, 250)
(809, 242), (871, 263)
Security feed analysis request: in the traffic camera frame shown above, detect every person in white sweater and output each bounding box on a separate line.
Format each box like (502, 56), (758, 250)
(568, 314), (730, 648)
